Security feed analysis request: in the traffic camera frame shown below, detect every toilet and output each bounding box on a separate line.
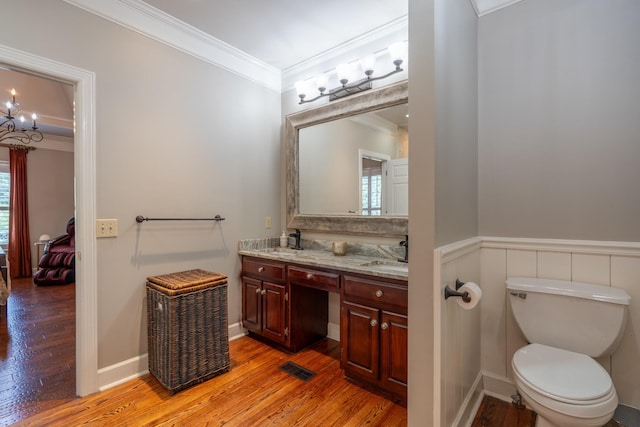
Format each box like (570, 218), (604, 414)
(507, 277), (631, 427)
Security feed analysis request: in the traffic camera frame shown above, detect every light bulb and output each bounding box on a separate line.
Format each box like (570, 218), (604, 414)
(359, 54), (376, 77)
(315, 74), (328, 94)
(336, 63), (352, 86)
(295, 81), (307, 99)
(388, 41), (407, 69)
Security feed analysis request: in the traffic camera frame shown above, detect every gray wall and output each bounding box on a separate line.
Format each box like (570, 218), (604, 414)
(408, 0), (436, 424)
(27, 148), (75, 268)
(478, 0), (640, 241)
(434, 0), (479, 247)
(0, 1), (282, 368)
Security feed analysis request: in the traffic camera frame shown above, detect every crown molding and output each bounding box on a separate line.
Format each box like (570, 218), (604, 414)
(63, 0), (281, 92)
(281, 15), (408, 92)
(469, 0), (525, 17)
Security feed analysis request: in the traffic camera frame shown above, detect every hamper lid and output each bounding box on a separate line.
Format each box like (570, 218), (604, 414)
(147, 269), (227, 295)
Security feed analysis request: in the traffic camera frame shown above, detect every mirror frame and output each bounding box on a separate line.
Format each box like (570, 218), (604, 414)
(286, 80), (408, 236)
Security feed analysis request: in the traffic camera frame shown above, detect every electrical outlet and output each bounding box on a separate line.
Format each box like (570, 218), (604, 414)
(96, 219), (118, 238)
(265, 216), (272, 229)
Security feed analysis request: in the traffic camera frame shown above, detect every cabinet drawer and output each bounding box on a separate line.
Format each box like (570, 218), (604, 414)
(343, 275), (407, 309)
(288, 265), (339, 291)
(242, 257), (286, 282)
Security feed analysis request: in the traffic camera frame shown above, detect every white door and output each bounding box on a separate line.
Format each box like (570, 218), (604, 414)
(385, 158), (408, 215)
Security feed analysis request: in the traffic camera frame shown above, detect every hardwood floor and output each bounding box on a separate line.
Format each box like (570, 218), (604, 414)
(0, 277), (76, 426)
(14, 337), (407, 426)
(471, 396), (536, 427)
(4, 277), (621, 427)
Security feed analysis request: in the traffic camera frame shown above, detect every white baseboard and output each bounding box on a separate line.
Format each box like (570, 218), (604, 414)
(228, 321), (245, 341)
(453, 371), (484, 427)
(98, 353), (149, 392)
(98, 322), (245, 391)
(482, 371), (517, 403)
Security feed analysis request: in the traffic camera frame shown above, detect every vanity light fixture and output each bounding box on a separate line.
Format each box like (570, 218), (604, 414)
(295, 41), (407, 105)
(0, 88), (44, 145)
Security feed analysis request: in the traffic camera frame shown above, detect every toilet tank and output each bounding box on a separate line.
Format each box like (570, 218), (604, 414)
(506, 277), (630, 358)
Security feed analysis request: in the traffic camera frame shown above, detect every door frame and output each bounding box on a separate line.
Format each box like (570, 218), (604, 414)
(358, 149), (391, 215)
(0, 44), (98, 396)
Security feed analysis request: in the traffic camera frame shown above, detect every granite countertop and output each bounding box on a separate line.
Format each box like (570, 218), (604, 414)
(238, 238), (408, 281)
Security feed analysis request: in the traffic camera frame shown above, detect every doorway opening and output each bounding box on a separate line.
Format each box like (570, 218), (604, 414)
(0, 43), (98, 401)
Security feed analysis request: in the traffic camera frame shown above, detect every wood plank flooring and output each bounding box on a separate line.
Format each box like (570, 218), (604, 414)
(14, 337), (407, 426)
(4, 276), (622, 427)
(0, 277), (76, 425)
(471, 395), (536, 427)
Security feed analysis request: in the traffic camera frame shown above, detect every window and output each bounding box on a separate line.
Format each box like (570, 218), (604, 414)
(361, 158), (382, 216)
(0, 161), (8, 245)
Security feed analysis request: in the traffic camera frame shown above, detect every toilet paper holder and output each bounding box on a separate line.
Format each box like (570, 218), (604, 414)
(444, 278), (471, 303)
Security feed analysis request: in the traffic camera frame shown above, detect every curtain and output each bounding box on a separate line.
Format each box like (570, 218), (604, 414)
(8, 148), (32, 278)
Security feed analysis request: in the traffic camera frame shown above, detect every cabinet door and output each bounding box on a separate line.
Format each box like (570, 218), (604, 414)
(341, 300), (379, 382)
(242, 276), (262, 333)
(380, 311), (408, 397)
(262, 281), (288, 345)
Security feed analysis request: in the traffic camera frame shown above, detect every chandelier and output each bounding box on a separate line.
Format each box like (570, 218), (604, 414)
(1, 88), (43, 145)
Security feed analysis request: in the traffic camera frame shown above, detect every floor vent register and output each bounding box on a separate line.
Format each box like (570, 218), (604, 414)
(278, 362), (316, 382)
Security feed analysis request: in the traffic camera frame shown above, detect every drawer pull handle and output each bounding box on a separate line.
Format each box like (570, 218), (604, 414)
(381, 322), (389, 330)
(255, 288), (261, 294)
(370, 319), (378, 327)
(306, 273), (314, 280)
(258, 267), (265, 273)
(261, 289), (266, 295)
(375, 290), (383, 298)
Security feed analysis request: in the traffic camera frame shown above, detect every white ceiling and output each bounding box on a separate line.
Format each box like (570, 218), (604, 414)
(143, 0), (409, 71)
(2, 0), (523, 145)
(141, 0), (524, 71)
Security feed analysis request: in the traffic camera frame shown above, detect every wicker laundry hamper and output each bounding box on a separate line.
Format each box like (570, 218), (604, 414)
(146, 269), (230, 394)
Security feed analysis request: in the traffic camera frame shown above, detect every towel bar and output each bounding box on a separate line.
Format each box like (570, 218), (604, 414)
(136, 215), (225, 223)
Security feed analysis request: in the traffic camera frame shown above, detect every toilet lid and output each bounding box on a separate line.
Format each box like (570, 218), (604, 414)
(513, 344), (613, 402)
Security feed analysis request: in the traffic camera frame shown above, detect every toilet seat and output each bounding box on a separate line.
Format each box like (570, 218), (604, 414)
(513, 344), (618, 420)
(513, 343), (613, 403)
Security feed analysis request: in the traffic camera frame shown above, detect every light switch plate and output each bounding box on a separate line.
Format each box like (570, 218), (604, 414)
(96, 219), (118, 238)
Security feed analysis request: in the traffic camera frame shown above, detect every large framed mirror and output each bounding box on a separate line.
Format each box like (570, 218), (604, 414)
(286, 80), (408, 236)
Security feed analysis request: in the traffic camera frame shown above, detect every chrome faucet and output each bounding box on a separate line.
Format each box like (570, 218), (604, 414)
(289, 229), (303, 250)
(398, 234), (408, 263)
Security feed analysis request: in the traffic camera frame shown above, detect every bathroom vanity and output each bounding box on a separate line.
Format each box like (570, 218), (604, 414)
(239, 243), (408, 403)
(240, 79), (411, 402)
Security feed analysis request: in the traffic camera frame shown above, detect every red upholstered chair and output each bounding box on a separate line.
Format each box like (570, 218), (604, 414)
(33, 217), (75, 286)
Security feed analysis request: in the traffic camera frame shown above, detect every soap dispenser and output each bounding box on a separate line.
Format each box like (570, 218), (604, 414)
(280, 231), (288, 248)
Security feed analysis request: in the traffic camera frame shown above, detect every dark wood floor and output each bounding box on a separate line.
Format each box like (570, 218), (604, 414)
(0, 277), (76, 425)
(471, 395), (536, 427)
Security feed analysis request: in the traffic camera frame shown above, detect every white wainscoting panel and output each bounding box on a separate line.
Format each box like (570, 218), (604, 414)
(479, 237), (640, 410)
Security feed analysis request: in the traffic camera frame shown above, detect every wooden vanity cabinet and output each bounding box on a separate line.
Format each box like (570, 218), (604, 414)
(241, 257), (329, 352)
(341, 274), (408, 403)
(241, 258), (288, 346)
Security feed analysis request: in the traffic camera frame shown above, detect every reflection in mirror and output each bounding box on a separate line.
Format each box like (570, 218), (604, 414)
(286, 80), (408, 236)
(299, 103), (408, 216)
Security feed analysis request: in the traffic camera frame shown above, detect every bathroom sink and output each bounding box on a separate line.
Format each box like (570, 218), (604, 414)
(360, 260), (408, 273)
(254, 247), (318, 260)
(375, 264), (409, 273)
